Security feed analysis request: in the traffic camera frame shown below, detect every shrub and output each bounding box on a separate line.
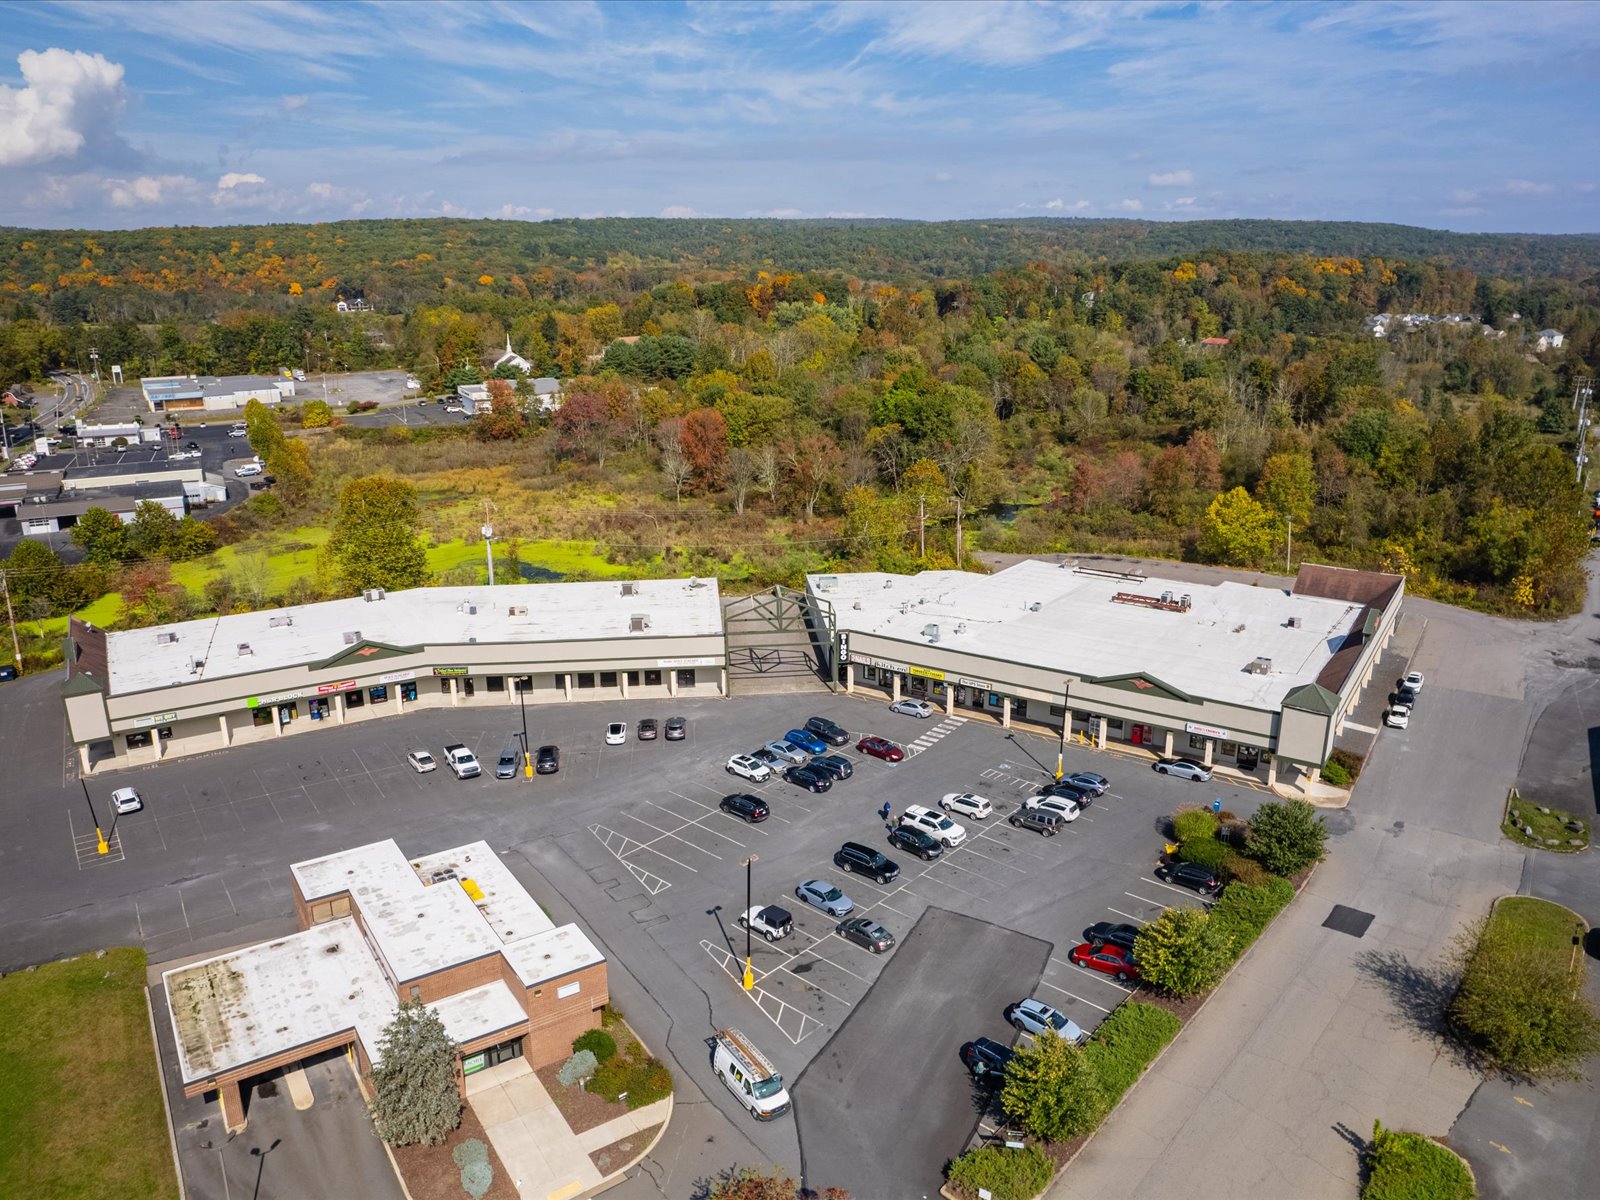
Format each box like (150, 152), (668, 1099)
(1321, 759), (1352, 786)
(1133, 907), (1233, 997)
(600, 1003), (624, 1027)
(452, 1139), (494, 1200)
(947, 1145), (1054, 1200)
(1172, 807), (1218, 843)
(1246, 799), (1329, 875)
(573, 1029), (618, 1062)
(1082, 1002), (1181, 1103)
(1208, 877), (1295, 954)
(1329, 747), (1365, 781)
(1363, 1120), (1475, 1200)
(1001, 1029), (1108, 1140)
(589, 1053), (674, 1108)
(557, 1049), (598, 1087)
(1178, 836), (1229, 871)
(1221, 849), (1271, 887)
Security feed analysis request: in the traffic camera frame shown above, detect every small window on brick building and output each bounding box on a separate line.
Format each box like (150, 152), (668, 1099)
(410, 986), (421, 1001)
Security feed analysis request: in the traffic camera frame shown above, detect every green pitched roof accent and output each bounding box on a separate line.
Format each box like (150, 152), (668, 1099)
(1283, 682), (1340, 715)
(62, 671), (106, 698)
(1084, 671), (1195, 704)
(310, 639), (423, 672)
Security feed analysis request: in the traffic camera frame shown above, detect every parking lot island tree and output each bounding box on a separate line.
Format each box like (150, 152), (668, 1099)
(368, 1000), (463, 1147)
(326, 474), (431, 593)
(1245, 798), (1330, 876)
(1133, 906), (1234, 997)
(1000, 1027), (1109, 1141)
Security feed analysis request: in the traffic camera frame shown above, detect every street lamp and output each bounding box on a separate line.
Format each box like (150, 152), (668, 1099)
(517, 677), (532, 779)
(1055, 682), (1071, 780)
(81, 779), (108, 856)
(741, 854), (758, 990)
(88, 348), (99, 382)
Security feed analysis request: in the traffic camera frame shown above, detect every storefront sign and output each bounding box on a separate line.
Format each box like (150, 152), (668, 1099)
(1185, 721), (1230, 740)
(432, 666), (470, 677)
(849, 652), (906, 672)
(316, 679), (357, 695)
(133, 711), (179, 727)
(909, 665), (945, 681)
(378, 670), (417, 684)
(248, 691), (305, 708)
(957, 676), (991, 690)
(462, 1052), (487, 1075)
(656, 657), (719, 668)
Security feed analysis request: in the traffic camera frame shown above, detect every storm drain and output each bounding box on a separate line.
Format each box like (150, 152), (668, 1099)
(1323, 905), (1375, 938)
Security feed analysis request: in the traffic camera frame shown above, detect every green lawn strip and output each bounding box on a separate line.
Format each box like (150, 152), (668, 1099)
(1502, 790), (1589, 852)
(1363, 1122), (1475, 1200)
(0, 947), (177, 1200)
(1487, 896), (1584, 953)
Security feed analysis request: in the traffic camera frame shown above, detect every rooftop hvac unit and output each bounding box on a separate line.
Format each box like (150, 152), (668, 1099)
(508, 605), (528, 616)
(343, 630), (361, 645)
(1160, 590), (1174, 605)
(156, 631), (178, 645)
(1180, 593), (1192, 608)
(1028, 601), (1042, 612)
(363, 588), (385, 602)
(236, 643), (252, 656)
(852, 600), (863, 610)
(269, 614), (293, 628)
(922, 623), (941, 642)
(456, 600), (477, 615)
(629, 614), (651, 633)
(688, 576), (706, 589)
(1247, 656), (1272, 674)
(882, 579), (894, 589)
(620, 581), (637, 596)
(1286, 615), (1303, 629)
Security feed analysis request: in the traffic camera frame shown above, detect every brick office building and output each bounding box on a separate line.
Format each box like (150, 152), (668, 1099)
(163, 839), (607, 1133)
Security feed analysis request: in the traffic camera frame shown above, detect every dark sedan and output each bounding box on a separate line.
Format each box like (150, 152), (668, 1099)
(1155, 860), (1223, 896)
(888, 825), (943, 861)
(1082, 921), (1140, 953)
(719, 793), (770, 823)
(535, 745), (560, 774)
(783, 764), (833, 793)
(835, 916), (895, 953)
(804, 715), (851, 746)
(810, 754), (854, 781)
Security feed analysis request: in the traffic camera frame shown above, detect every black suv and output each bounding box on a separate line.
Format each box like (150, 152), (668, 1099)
(1045, 781), (1093, 807)
(1155, 860), (1223, 896)
(719, 793), (770, 823)
(1082, 921), (1140, 952)
(804, 715), (851, 746)
(833, 842), (900, 884)
(1008, 809), (1061, 837)
(535, 745), (560, 774)
(783, 764), (832, 793)
(888, 825), (943, 861)
(809, 754), (854, 781)
(959, 1037), (1014, 1084)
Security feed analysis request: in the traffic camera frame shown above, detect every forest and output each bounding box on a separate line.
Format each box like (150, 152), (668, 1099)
(2, 216), (1598, 651)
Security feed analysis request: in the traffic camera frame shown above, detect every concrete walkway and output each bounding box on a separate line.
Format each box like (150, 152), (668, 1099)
(466, 1060), (670, 1200)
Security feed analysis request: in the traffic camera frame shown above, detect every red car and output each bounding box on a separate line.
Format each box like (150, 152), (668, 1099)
(856, 735), (905, 763)
(1068, 942), (1140, 982)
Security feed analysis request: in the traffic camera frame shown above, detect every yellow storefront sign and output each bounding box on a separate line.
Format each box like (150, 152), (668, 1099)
(909, 665), (945, 681)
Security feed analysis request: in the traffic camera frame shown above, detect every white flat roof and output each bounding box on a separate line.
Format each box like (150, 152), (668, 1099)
(813, 560), (1367, 709)
(101, 577), (723, 695)
(433, 981), (530, 1047)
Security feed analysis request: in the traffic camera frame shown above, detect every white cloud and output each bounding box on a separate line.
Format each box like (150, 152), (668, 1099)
(1117, 198), (1143, 212)
(493, 203), (534, 218)
(822, 0), (1123, 67)
(931, 170), (954, 183)
(1148, 169), (1194, 187)
(0, 48), (126, 167)
(1449, 187), (1481, 204)
(1169, 196), (1197, 208)
(1042, 198), (1092, 211)
(1503, 178), (1553, 195)
(216, 171), (265, 189)
(105, 173), (201, 207)
(659, 205), (705, 218)
(281, 94), (310, 113)
(307, 181), (336, 199)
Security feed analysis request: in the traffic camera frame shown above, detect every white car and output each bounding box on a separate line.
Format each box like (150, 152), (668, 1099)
(227, 428), (249, 438)
(1384, 704), (1411, 729)
(764, 740), (808, 765)
(889, 698), (934, 718)
(405, 376), (420, 389)
(1402, 671), (1425, 692)
(443, 404), (466, 414)
(726, 754), (773, 782)
(605, 721), (628, 745)
(941, 792), (994, 819)
(1023, 793), (1081, 821)
(110, 786), (143, 815)
(406, 749), (437, 773)
(900, 803), (967, 847)
(235, 463), (262, 477)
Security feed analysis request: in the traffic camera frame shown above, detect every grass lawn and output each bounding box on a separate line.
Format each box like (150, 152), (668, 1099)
(0, 948), (178, 1200)
(1488, 896), (1585, 952)
(1503, 789), (1589, 852)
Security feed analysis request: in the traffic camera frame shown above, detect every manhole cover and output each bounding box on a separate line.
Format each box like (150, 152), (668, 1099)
(1323, 904), (1374, 938)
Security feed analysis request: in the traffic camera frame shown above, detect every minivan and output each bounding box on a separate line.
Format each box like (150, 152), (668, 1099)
(832, 842), (900, 884)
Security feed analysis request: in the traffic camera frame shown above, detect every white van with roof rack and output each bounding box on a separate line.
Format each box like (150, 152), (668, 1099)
(712, 1028), (790, 1120)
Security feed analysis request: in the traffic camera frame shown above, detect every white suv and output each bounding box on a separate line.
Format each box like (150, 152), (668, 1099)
(726, 753), (772, 782)
(941, 792), (993, 819)
(1023, 793), (1081, 821)
(900, 803), (966, 847)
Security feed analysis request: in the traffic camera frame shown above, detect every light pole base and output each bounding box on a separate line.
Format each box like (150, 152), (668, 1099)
(742, 958), (754, 990)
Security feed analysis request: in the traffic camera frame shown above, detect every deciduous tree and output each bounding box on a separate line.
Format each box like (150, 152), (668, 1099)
(1000, 1029), (1108, 1141)
(1197, 487), (1276, 565)
(1133, 906), (1233, 997)
(327, 476), (431, 593)
(1245, 799), (1327, 875)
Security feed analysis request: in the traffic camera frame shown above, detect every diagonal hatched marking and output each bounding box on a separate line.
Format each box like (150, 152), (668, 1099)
(589, 824), (672, 894)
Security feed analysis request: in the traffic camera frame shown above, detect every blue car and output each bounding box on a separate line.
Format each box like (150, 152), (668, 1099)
(783, 727), (829, 756)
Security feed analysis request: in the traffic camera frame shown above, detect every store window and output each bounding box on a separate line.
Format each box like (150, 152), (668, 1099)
(600, 671), (617, 688)
(400, 681), (418, 702)
(346, 688), (365, 708)
(577, 672), (595, 689)
(158, 726), (172, 740)
(644, 669), (662, 687)
(626, 671), (640, 687)
(1048, 703), (1067, 717)
(125, 730), (152, 749)
(252, 706), (274, 727)
(486, 675), (505, 693)
(278, 702), (298, 723)
(309, 698), (330, 721)
(368, 685), (388, 704)
(439, 678), (454, 694)
(1106, 718), (1124, 732)
(1188, 734), (1207, 750)
(677, 669), (696, 688)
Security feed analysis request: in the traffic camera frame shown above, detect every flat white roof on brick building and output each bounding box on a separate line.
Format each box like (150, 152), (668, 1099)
(812, 560), (1367, 709)
(102, 577), (723, 695)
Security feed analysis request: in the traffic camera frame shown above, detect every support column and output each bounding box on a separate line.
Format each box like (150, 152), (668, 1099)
(1096, 716), (1107, 749)
(275, 709), (286, 737)
(218, 714), (230, 747)
(1203, 738), (1214, 767)
(335, 692), (346, 725)
(845, 663), (855, 695)
(562, 674), (572, 702)
(394, 686), (404, 714)
(1308, 765), (1322, 783)
(1267, 757), (1279, 787)
(218, 1078), (248, 1133)
(891, 674), (901, 703)
(719, 668), (727, 696)
(1163, 730), (1174, 757)
(1001, 696), (1012, 729)
(620, 672), (629, 699)
(944, 687), (955, 716)
(668, 670), (678, 696)
(79, 743), (93, 773)
(451, 678), (462, 707)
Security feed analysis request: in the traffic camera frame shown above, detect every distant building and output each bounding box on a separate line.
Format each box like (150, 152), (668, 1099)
(1535, 329), (1565, 351)
(493, 335), (532, 375)
(140, 374), (296, 415)
(457, 381), (490, 413)
(531, 376), (563, 413)
(1199, 336), (1230, 348)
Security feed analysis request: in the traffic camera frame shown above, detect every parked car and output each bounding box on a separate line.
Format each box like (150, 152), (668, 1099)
(1062, 771), (1110, 797)
(738, 904), (792, 941)
(833, 842), (900, 884)
(227, 428), (248, 438)
(605, 722), (627, 746)
(889, 698), (934, 718)
(110, 786), (144, 815)
(783, 764), (833, 793)
(750, 747), (785, 770)
(856, 735), (905, 763)
(1008, 809), (1062, 836)
(1153, 757), (1212, 782)
(405, 376), (421, 389)
(783, 727), (829, 756)
(0, 664), (16, 682)
(1402, 670), (1425, 692)
(1024, 793), (1081, 821)
(764, 739), (808, 765)
(803, 716), (850, 746)
(1005, 997), (1085, 1043)
(941, 792), (993, 819)
(495, 749), (520, 779)
(900, 803), (967, 847)
(836, 917), (895, 953)
(809, 754), (854, 781)
(1082, 922), (1141, 953)
(1384, 704), (1411, 729)
(535, 745), (560, 774)
(664, 716), (687, 741)
(726, 753), (773, 782)
(443, 744), (481, 779)
(1069, 942), (1140, 982)
(184, 440), (200, 450)
(234, 462), (262, 477)
(638, 718), (659, 740)
(888, 825), (943, 861)
(960, 1036), (1015, 1083)
(794, 879), (854, 916)
(443, 404), (465, 414)
(1395, 684), (1419, 706)
(720, 793), (770, 823)
(1155, 860), (1223, 896)
(406, 749), (437, 774)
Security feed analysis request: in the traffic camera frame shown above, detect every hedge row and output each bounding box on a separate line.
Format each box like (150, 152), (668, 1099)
(1363, 1121), (1475, 1200)
(946, 1145), (1055, 1200)
(1208, 876), (1295, 956)
(1080, 1001), (1182, 1104)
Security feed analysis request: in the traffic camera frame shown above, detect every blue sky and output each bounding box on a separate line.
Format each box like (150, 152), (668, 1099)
(0, 0), (1596, 233)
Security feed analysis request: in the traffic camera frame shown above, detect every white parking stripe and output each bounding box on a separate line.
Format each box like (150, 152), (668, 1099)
(618, 811), (721, 861)
(1034, 979), (1115, 1013)
(1106, 907), (1148, 924)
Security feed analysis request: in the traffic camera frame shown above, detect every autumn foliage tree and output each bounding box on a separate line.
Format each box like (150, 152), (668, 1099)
(476, 378), (525, 441)
(553, 390), (619, 466)
(678, 407), (728, 492)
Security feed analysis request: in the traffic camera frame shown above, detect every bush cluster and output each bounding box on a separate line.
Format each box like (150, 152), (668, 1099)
(572, 1029), (617, 1062)
(452, 1138), (494, 1200)
(1321, 759), (1352, 786)
(1328, 747), (1365, 781)
(1178, 836), (1229, 871)
(557, 1049), (598, 1088)
(1079, 1002), (1182, 1104)
(591, 1052), (674, 1109)
(1171, 807), (1218, 843)
(1362, 1121), (1475, 1200)
(1245, 799), (1328, 876)
(1134, 878), (1295, 997)
(946, 1145), (1054, 1200)
(1208, 877), (1296, 954)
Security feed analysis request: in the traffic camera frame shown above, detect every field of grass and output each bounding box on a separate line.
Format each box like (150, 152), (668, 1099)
(0, 947), (178, 1200)
(1488, 896), (1585, 953)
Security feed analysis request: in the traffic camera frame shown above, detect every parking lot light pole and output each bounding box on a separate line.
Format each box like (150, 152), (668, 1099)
(1056, 682), (1071, 780)
(742, 854), (758, 990)
(81, 779), (108, 855)
(518, 679), (532, 778)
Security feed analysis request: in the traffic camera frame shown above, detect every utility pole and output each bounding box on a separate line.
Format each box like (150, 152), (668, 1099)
(954, 498), (963, 567)
(482, 500), (497, 586)
(1, 569), (21, 669)
(1575, 378), (1594, 485)
(918, 494), (926, 559)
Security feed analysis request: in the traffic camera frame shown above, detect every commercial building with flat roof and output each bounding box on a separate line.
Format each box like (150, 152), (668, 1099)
(141, 373), (296, 414)
(808, 559), (1403, 784)
(164, 837), (607, 1132)
(63, 576), (726, 770)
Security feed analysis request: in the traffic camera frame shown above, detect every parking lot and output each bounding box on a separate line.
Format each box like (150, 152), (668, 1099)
(0, 684), (1265, 1194)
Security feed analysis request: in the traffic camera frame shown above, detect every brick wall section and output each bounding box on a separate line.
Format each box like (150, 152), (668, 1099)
(405, 954), (506, 1005)
(522, 961), (608, 1067)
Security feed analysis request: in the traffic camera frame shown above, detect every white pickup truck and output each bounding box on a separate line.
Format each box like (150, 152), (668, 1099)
(443, 743), (481, 779)
(737, 905), (793, 942)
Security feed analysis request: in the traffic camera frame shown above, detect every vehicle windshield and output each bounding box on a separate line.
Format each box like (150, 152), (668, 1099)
(819, 886), (842, 902)
(933, 815), (954, 830)
(752, 1077), (785, 1099)
(1044, 1010), (1067, 1030)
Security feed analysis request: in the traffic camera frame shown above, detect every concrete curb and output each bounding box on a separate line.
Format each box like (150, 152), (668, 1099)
(585, 1090), (674, 1198)
(143, 984), (188, 1200)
